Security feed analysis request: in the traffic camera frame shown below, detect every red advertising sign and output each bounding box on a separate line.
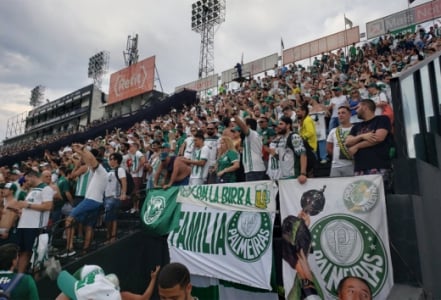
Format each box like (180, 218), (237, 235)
(108, 56), (155, 104)
(414, 0), (441, 24)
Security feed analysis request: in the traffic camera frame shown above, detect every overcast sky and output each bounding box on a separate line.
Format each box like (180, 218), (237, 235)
(0, 0), (421, 142)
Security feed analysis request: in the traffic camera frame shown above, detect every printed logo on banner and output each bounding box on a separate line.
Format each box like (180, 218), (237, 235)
(143, 195), (166, 225)
(311, 214), (388, 297)
(343, 180), (379, 213)
(227, 212), (272, 262)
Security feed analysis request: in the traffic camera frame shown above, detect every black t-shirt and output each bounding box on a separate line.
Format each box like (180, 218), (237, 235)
(349, 115), (392, 171)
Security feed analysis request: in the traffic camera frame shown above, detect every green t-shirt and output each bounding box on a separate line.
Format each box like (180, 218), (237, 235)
(258, 127), (276, 145)
(17, 190), (27, 201)
(217, 150), (239, 183)
(163, 130), (170, 143)
(0, 271), (39, 300)
(175, 133), (187, 155)
(349, 45), (357, 58)
(56, 176), (70, 209)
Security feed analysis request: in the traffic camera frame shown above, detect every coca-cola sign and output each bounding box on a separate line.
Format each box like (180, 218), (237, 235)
(108, 56), (155, 104)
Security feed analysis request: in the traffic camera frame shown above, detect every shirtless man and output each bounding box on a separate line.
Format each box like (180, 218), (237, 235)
(0, 183), (20, 245)
(154, 144), (191, 189)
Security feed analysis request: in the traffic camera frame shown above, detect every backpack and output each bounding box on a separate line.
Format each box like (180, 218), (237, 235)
(0, 273), (24, 300)
(115, 167), (135, 196)
(286, 132), (318, 177)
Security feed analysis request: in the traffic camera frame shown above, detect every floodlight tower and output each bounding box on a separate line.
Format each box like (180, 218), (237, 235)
(191, 0), (226, 79)
(123, 34), (139, 67)
(29, 85), (45, 107)
(87, 51), (110, 90)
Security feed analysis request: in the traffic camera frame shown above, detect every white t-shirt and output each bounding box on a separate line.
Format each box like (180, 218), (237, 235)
(18, 183), (54, 228)
(266, 141), (281, 180)
(129, 150), (144, 178)
(330, 95), (348, 118)
(204, 136), (218, 168)
(310, 111), (327, 141)
(183, 136), (195, 159)
(369, 91), (388, 116)
(85, 164), (108, 203)
(105, 167), (126, 197)
(122, 154), (130, 172)
(327, 126), (354, 168)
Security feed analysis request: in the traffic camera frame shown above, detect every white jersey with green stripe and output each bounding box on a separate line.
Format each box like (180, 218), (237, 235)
(190, 145), (209, 181)
(75, 170), (91, 197)
(130, 150), (144, 178)
(18, 183), (54, 228)
(242, 129), (265, 173)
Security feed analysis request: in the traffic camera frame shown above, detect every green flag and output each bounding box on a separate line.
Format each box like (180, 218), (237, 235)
(141, 187), (181, 236)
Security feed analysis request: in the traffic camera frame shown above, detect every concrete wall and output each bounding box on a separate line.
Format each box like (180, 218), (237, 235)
(37, 231), (169, 300)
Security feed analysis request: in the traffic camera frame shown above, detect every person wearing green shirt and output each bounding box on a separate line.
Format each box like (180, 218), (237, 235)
(174, 124), (187, 156)
(56, 166), (74, 223)
(216, 136), (240, 183)
(0, 243), (39, 299)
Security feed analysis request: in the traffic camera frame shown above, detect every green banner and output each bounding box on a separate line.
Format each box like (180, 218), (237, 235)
(390, 24), (416, 36)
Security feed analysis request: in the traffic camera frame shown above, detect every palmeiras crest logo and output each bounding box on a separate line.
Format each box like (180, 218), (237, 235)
(343, 180), (379, 213)
(143, 195), (166, 225)
(310, 214), (388, 297)
(179, 186), (193, 198)
(226, 212), (272, 262)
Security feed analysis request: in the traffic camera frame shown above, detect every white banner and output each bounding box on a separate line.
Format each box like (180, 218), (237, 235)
(279, 175), (393, 299)
(168, 203), (275, 290)
(221, 53), (279, 83)
(177, 180), (278, 212)
(175, 74), (219, 93)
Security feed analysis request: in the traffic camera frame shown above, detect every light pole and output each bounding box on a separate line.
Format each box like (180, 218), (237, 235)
(87, 51), (110, 90)
(191, 0), (226, 79)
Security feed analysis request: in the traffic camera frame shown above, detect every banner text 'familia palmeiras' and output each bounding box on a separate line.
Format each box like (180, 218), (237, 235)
(279, 175), (393, 300)
(170, 181), (277, 290)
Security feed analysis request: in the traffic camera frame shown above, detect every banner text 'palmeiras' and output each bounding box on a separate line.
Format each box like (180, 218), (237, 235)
(168, 203), (275, 290)
(168, 181), (277, 290)
(279, 175), (393, 300)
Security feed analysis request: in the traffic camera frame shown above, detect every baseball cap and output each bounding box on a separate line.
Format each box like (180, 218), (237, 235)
(4, 182), (17, 194)
(57, 265), (121, 300)
(63, 147), (73, 154)
(367, 82), (378, 89)
(160, 151), (169, 161)
(161, 142), (170, 149)
(11, 169), (21, 175)
(231, 126), (241, 132)
(331, 86), (341, 91)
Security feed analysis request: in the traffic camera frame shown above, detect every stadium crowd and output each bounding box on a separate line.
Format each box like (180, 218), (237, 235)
(0, 26), (439, 298)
